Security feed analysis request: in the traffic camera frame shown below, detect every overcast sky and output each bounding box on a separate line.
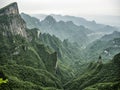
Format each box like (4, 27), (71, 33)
(0, 0), (120, 16)
(0, 0), (120, 26)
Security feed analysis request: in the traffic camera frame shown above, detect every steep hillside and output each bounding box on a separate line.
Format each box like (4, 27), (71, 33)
(32, 14), (118, 33)
(39, 33), (84, 83)
(64, 53), (120, 90)
(39, 33), (81, 64)
(40, 15), (91, 45)
(23, 19), (82, 83)
(21, 13), (92, 46)
(21, 13), (40, 29)
(0, 3), (63, 90)
(0, 2), (82, 89)
(1, 2), (119, 90)
(101, 31), (120, 41)
(82, 31), (120, 61)
(0, 3), (27, 38)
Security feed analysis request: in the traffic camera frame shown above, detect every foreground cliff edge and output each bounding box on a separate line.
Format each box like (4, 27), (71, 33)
(0, 2), (120, 90)
(0, 2), (63, 90)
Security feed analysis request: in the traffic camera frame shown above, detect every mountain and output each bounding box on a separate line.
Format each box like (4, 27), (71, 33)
(40, 15), (91, 45)
(21, 13), (93, 46)
(0, 3), (27, 38)
(1, 2), (120, 90)
(0, 3), (83, 89)
(101, 31), (120, 41)
(64, 53), (120, 90)
(82, 31), (120, 61)
(21, 13), (83, 67)
(0, 3), (64, 89)
(39, 33), (82, 83)
(31, 14), (47, 21)
(22, 13), (119, 46)
(32, 14), (119, 33)
(21, 13), (40, 29)
(0, 2), (19, 15)
(39, 33), (83, 64)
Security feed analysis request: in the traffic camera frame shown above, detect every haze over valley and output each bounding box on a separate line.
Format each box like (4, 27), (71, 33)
(0, 1), (120, 90)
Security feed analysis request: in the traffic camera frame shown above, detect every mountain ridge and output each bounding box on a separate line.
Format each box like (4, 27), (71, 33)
(0, 2), (19, 16)
(0, 2), (27, 38)
(21, 13), (92, 46)
(0, 3), (64, 89)
(31, 14), (119, 33)
(0, 2), (120, 90)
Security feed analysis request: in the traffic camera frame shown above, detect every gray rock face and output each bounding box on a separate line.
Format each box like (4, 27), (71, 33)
(0, 2), (19, 16)
(0, 2), (27, 38)
(8, 15), (27, 38)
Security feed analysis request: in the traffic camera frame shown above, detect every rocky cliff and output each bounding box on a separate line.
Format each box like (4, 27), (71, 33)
(0, 2), (19, 15)
(0, 2), (27, 38)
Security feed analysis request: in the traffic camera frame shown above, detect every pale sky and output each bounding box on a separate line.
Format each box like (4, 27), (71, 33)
(0, 0), (120, 16)
(0, 0), (120, 26)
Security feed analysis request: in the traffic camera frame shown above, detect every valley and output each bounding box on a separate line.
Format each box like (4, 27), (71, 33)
(0, 2), (120, 90)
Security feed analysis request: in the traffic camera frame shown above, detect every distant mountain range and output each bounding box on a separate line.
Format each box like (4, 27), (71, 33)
(21, 13), (92, 46)
(21, 13), (119, 46)
(21, 12), (120, 62)
(31, 14), (119, 32)
(83, 31), (120, 60)
(0, 2), (120, 90)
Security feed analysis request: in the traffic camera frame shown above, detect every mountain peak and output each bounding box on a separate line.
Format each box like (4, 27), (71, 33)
(0, 2), (19, 16)
(0, 2), (27, 38)
(43, 15), (56, 24)
(113, 31), (120, 34)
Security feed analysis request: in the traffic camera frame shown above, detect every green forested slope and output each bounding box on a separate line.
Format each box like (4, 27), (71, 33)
(0, 3), (63, 90)
(64, 53), (120, 90)
(82, 31), (120, 61)
(0, 2), (120, 90)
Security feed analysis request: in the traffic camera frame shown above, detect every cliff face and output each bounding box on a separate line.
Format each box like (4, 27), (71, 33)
(26, 28), (58, 73)
(35, 41), (57, 73)
(0, 2), (58, 73)
(0, 3), (62, 89)
(0, 2), (19, 16)
(0, 2), (27, 38)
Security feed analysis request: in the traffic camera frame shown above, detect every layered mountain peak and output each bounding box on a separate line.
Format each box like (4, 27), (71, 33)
(113, 31), (120, 35)
(0, 2), (19, 16)
(43, 15), (56, 24)
(0, 2), (27, 38)
(100, 31), (120, 41)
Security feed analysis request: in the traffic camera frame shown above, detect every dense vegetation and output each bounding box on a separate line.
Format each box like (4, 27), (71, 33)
(64, 54), (120, 90)
(21, 13), (92, 46)
(82, 31), (120, 61)
(0, 2), (120, 90)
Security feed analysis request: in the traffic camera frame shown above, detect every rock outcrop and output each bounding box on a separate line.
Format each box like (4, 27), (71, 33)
(0, 2), (19, 16)
(0, 2), (27, 38)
